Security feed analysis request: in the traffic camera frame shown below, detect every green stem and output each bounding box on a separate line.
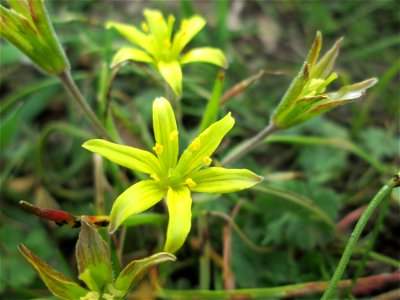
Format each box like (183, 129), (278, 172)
(156, 271), (399, 299)
(321, 173), (399, 299)
(58, 71), (112, 140)
(221, 122), (279, 165)
(350, 195), (391, 291)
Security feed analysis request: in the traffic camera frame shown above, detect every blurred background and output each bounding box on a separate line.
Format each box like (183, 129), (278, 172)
(1, 0), (399, 298)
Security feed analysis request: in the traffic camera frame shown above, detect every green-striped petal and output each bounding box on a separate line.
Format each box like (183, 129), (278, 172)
(158, 60), (182, 95)
(143, 9), (169, 50)
(82, 139), (160, 175)
(175, 113), (235, 178)
(107, 21), (152, 54)
(171, 15), (206, 58)
(164, 186), (192, 253)
(109, 180), (166, 233)
(111, 47), (153, 67)
(180, 47), (228, 68)
(152, 97), (179, 172)
(190, 167), (262, 193)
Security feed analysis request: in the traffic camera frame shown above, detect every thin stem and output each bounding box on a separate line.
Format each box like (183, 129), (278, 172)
(58, 71), (112, 140)
(156, 271), (400, 299)
(221, 122), (279, 165)
(321, 173), (399, 299)
(350, 195), (391, 291)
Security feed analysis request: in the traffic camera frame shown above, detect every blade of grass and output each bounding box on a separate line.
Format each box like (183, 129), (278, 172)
(321, 173), (399, 299)
(199, 71), (224, 132)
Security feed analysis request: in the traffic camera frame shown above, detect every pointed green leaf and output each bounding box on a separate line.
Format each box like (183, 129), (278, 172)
(114, 252), (176, 296)
(111, 47), (153, 67)
(109, 180), (166, 233)
(164, 187), (192, 253)
(199, 71), (224, 132)
(180, 47), (228, 68)
(306, 31), (322, 66)
(190, 167), (262, 193)
(7, 0), (30, 20)
(175, 113), (235, 178)
(82, 139), (161, 175)
(326, 78), (378, 102)
(157, 60), (182, 95)
(106, 21), (152, 54)
(76, 221), (113, 292)
(18, 244), (89, 299)
(271, 63), (310, 127)
(0, 0), (69, 75)
(171, 15), (206, 57)
(152, 97), (179, 171)
(311, 37), (342, 79)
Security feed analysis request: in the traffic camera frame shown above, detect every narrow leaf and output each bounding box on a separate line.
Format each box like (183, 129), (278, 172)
(199, 71), (225, 132)
(18, 244), (89, 299)
(76, 220), (113, 292)
(114, 252), (176, 296)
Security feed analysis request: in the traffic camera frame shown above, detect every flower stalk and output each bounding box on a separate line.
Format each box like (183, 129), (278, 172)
(58, 71), (112, 140)
(321, 172), (399, 299)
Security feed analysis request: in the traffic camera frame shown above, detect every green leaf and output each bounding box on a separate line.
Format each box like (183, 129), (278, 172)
(82, 139), (161, 175)
(109, 180), (166, 233)
(76, 221), (113, 292)
(0, 107), (21, 148)
(18, 244), (89, 299)
(199, 71), (224, 132)
(180, 47), (228, 68)
(113, 252), (176, 296)
(272, 63), (310, 127)
(191, 167), (262, 193)
(311, 37), (342, 79)
(164, 186), (192, 253)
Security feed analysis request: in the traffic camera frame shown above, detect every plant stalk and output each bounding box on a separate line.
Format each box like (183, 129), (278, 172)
(58, 71), (111, 140)
(321, 173), (399, 299)
(222, 122), (279, 165)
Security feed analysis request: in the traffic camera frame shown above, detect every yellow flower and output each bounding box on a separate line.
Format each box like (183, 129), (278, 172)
(83, 97), (262, 253)
(107, 9), (228, 95)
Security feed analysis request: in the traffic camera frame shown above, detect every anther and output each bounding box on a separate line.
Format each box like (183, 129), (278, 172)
(203, 156), (212, 166)
(185, 178), (197, 188)
(169, 130), (178, 141)
(189, 138), (201, 151)
(153, 143), (164, 155)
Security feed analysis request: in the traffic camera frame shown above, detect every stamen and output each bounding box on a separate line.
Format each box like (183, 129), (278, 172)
(153, 143), (164, 155)
(164, 39), (171, 48)
(185, 178), (197, 188)
(141, 22), (149, 32)
(203, 156), (212, 166)
(150, 173), (159, 181)
(169, 130), (178, 141)
(189, 138), (201, 151)
(181, 19), (188, 30)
